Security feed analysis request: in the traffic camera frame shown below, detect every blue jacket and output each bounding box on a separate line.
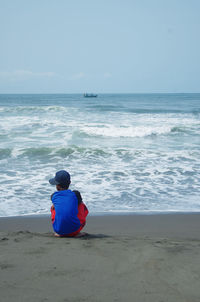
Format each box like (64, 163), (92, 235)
(51, 190), (81, 235)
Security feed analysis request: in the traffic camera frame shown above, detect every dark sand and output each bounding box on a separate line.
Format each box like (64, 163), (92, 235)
(0, 213), (200, 302)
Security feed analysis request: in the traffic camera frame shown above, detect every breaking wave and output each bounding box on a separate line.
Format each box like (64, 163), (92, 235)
(78, 125), (190, 138)
(0, 106), (68, 114)
(0, 146), (111, 160)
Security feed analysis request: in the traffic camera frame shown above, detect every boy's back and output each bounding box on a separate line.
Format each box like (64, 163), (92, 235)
(51, 190), (81, 235)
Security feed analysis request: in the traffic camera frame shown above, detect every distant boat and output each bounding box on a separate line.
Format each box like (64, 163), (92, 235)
(83, 93), (98, 98)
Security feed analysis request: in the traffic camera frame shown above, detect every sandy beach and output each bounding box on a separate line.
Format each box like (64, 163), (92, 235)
(0, 213), (200, 302)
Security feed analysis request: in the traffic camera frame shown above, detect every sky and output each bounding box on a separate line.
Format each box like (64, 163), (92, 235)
(0, 0), (200, 93)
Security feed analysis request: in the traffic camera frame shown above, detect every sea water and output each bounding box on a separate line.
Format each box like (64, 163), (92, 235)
(0, 94), (200, 217)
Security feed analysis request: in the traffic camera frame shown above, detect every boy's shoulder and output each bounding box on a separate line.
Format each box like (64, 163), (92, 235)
(51, 189), (75, 201)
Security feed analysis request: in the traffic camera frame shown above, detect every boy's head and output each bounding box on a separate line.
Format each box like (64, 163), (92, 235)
(49, 170), (71, 190)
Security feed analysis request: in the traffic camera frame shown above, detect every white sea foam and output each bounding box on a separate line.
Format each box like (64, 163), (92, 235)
(80, 125), (172, 137)
(0, 94), (200, 216)
(1, 146), (200, 217)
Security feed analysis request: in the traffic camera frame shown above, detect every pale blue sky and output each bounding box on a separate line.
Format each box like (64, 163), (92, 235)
(0, 0), (200, 93)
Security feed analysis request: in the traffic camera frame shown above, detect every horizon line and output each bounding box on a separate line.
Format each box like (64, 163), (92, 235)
(0, 92), (200, 95)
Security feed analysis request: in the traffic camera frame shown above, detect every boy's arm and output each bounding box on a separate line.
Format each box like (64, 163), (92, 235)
(50, 193), (56, 223)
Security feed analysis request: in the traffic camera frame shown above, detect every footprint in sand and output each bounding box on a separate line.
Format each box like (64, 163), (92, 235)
(0, 263), (14, 270)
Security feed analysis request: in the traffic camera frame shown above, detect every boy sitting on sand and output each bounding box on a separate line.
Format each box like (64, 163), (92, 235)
(49, 170), (89, 237)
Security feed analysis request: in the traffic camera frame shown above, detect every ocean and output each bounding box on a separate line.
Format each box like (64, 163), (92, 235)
(0, 93), (200, 217)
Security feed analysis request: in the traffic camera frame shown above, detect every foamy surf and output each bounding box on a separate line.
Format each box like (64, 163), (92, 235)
(0, 93), (200, 217)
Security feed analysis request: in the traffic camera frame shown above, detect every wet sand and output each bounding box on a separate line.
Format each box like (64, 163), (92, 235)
(0, 213), (200, 302)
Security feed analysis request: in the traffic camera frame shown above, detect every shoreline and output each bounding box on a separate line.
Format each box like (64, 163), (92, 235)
(1, 212), (200, 240)
(2, 209), (200, 218)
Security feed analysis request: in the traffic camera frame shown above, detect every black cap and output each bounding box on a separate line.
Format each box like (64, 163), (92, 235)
(49, 170), (71, 186)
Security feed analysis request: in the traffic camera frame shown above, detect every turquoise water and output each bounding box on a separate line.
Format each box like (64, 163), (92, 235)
(0, 94), (200, 216)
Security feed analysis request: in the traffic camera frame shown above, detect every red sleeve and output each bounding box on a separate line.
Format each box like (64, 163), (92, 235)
(77, 203), (89, 226)
(51, 205), (56, 224)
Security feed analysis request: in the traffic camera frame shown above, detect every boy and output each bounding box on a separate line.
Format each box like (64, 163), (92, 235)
(49, 170), (89, 237)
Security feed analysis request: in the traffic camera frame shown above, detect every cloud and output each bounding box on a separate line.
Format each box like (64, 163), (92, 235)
(70, 72), (86, 80)
(0, 70), (57, 80)
(69, 72), (112, 81)
(104, 72), (112, 78)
